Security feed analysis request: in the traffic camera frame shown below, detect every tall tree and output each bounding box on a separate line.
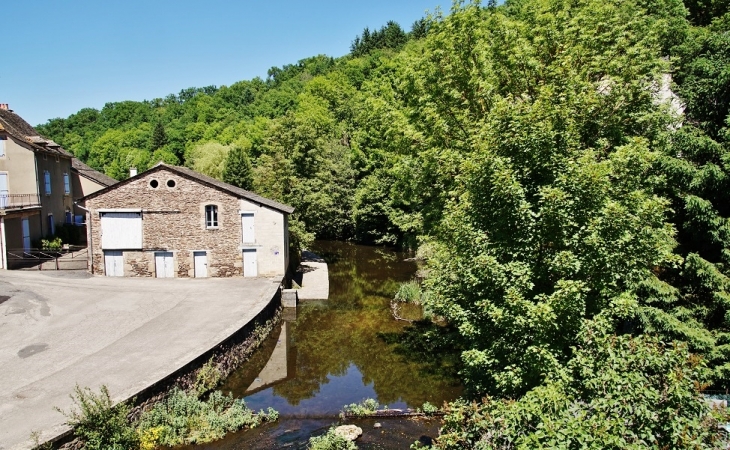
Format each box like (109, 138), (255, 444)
(222, 145), (254, 190)
(150, 121), (167, 150)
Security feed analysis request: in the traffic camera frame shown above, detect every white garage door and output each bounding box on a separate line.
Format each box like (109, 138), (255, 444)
(243, 249), (257, 277)
(100, 212), (142, 249)
(194, 251), (208, 278)
(155, 252), (175, 278)
(104, 251), (124, 277)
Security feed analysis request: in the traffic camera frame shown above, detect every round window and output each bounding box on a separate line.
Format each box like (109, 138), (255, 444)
(167, 179), (176, 188)
(149, 179), (159, 188)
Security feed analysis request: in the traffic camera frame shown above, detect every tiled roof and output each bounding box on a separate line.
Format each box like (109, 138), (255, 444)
(71, 158), (118, 187)
(0, 109), (73, 157)
(80, 163), (295, 214)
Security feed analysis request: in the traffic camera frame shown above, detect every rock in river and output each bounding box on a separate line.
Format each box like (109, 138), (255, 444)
(334, 425), (363, 441)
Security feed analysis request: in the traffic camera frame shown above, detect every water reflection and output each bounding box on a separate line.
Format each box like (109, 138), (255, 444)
(207, 241), (462, 448)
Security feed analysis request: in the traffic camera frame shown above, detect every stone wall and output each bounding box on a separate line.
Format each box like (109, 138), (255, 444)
(85, 166), (289, 278)
(86, 167), (258, 277)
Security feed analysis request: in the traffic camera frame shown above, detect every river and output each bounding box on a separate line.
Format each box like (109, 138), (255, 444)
(187, 240), (462, 449)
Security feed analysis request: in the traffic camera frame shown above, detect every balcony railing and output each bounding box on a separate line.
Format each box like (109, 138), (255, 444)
(0, 194), (41, 210)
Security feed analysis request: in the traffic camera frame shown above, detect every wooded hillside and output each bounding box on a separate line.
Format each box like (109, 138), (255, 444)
(39, 0), (730, 446)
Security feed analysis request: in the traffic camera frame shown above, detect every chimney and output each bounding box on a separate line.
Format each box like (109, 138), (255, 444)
(129, 167), (138, 177)
(0, 104), (8, 110)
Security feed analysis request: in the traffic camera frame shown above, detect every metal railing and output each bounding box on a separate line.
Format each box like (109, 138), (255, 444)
(6, 245), (88, 270)
(0, 194), (41, 210)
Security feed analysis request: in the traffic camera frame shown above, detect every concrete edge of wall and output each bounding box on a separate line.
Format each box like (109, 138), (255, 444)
(48, 285), (284, 449)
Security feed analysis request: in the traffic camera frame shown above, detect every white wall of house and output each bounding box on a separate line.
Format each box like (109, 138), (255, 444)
(238, 198), (288, 277)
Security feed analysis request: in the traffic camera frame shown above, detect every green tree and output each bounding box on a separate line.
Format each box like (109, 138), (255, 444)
(150, 121), (167, 150)
(185, 142), (230, 180)
(404, 0), (683, 396)
(222, 145), (254, 190)
(435, 325), (729, 449)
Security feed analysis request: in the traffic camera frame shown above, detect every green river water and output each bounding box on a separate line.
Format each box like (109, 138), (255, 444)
(187, 240), (462, 449)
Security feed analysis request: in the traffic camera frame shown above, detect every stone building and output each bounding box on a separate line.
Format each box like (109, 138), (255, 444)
(80, 163), (294, 278)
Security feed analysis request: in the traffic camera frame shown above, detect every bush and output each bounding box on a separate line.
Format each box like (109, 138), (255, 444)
(342, 398), (380, 417)
(136, 388), (277, 446)
(394, 281), (429, 305)
(308, 427), (358, 450)
(40, 237), (62, 251)
(420, 401), (438, 416)
(434, 327), (730, 449)
(194, 358), (221, 395)
(57, 385), (138, 450)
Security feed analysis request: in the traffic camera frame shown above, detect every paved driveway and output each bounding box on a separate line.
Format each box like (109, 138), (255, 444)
(0, 271), (280, 450)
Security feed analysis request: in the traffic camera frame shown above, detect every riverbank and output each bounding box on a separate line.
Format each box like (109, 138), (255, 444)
(196, 241), (462, 449)
(0, 271), (282, 449)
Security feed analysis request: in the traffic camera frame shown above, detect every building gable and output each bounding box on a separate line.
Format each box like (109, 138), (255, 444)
(81, 164), (294, 214)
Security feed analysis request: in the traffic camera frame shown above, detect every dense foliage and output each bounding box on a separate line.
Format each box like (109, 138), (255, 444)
(39, 0), (730, 445)
(59, 385), (139, 450)
(436, 323), (726, 449)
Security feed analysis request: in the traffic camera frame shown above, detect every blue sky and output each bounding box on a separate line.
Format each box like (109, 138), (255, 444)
(2, 1), (442, 126)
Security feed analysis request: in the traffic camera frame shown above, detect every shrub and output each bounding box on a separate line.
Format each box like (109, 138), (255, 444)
(138, 426), (164, 450)
(342, 398), (380, 417)
(57, 385), (138, 450)
(194, 358), (222, 395)
(40, 237), (62, 251)
(136, 388), (277, 446)
(420, 401), (438, 416)
(308, 427), (358, 450)
(394, 281), (429, 305)
(434, 329), (730, 449)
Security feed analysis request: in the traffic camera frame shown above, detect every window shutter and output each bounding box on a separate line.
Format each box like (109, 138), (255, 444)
(44, 171), (51, 195)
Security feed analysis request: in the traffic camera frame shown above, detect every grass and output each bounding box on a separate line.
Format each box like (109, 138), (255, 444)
(394, 281), (430, 305)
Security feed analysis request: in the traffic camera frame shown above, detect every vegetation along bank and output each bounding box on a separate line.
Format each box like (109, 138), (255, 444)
(38, 0), (730, 447)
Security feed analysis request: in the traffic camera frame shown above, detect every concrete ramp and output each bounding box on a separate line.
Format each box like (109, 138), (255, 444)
(296, 251), (329, 300)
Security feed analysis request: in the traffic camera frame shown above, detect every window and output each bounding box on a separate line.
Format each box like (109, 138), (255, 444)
(149, 179), (159, 188)
(205, 205), (218, 228)
(167, 179), (176, 188)
(0, 137), (5, 157)
(63, 172), (70, 195)
(48, 214), (55, 236)
(44, 170), (51, 195)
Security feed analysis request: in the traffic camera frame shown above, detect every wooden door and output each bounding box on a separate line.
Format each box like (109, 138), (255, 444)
(104, 251), (123, 276)
(155, 252), (174, 278)
(194, 251), (208, 278)
(243, 249), (257, 277)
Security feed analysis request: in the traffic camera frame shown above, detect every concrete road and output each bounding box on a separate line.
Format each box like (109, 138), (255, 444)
(0, 270), (281, 450)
